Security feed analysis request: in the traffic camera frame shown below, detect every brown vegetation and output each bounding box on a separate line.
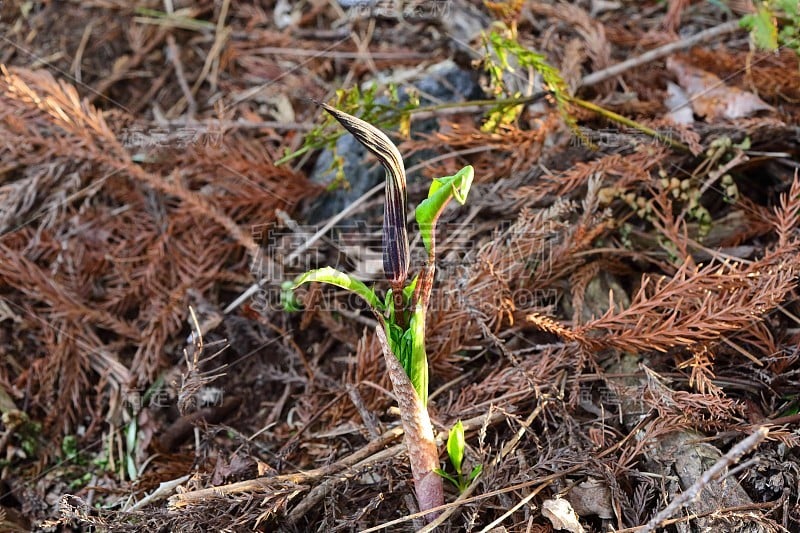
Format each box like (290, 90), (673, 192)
(1, 0), (799, 531)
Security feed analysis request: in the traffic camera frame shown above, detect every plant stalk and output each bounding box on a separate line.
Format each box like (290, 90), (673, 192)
(375, 325), (442, 519)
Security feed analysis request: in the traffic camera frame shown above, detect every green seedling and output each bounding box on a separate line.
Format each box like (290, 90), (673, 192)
(61, 435), (81, 463)
(741, 0), (800, 56)
(482, 29), (575, 133)
(275, 84), (418, 170)
(435, 420), (482, 493)
(285, 103), (474, 519)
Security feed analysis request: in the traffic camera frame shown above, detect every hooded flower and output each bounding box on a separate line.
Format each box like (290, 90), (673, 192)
(321, 103), (410, 287)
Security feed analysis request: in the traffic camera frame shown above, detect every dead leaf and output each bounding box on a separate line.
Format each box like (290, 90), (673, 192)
(665, 82), (694, 124)
(211, 453), (256, 486)
(666, 57), (773, 121)
(274, 0), (300, 29)
(567, 478), (614, 519)
(542, 498), (585, 533)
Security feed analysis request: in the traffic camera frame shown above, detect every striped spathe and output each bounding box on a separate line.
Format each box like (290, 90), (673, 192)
(321, 103), (410, 287)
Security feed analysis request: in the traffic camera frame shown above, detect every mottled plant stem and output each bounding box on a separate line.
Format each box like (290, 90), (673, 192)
(375, 325), (442, 520)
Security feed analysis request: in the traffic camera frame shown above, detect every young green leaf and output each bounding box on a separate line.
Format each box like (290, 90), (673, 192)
(403, 274), (418, 303)
(385, 274), (419, 323)
(293, 267), (384, 312)
(750, 6), (779, 50)
(320, 103), (410, 288)
(387, 322), (413, 380)
(280, 280), (303, 312)
(385, 307), (429, 405)
(415, 166), (474, 257)
(447, 420), (465, 475)
(433, 467), (459, 487)
(468, 464), (483, 482)
(408, 304), (429, 405)
(384, 288), (395, 321)
(436, 421), (481, 493)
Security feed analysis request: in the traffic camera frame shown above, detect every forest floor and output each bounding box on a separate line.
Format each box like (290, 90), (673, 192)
(1, 1), (800, 531)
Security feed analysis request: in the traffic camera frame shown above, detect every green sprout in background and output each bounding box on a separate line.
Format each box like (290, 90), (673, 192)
(274, 84), (419, 184)
(740, 0), (800, 56)
(284, 103), (474, 520)
(435, 420), (483, 494)
(482, 29), (576, 133)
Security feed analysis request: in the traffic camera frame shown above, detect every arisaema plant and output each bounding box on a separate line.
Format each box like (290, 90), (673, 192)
(284, 103), (473, 519)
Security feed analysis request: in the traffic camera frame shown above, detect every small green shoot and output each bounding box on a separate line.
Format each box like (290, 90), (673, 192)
(292, 267), (384, 312)
(125, 417), (138, 481)
(287, 106), (473, 406)
(416, 166), (474, 257)
(284, 104), (474, 518)
(275, 84), (419, 173)
(61, 435), (80, 463)
(482, 30), (576, 133)
(280, 280), (303, 312)
(741, 0), (800, 56)
(435, 420), (482, 493)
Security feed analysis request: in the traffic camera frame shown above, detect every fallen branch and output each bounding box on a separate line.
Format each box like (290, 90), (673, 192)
(579, 20), (742, 88)
(169, 411), (505, 510)
(168, 425), (404, 508)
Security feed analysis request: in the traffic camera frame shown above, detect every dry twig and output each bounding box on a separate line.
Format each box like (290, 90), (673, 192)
(640, 427), (770, 533)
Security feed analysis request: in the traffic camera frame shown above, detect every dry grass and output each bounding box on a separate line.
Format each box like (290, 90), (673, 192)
(1, 1), (799, 531)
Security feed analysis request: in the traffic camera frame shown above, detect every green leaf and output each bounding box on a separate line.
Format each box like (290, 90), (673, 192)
(415, 166), (474, 256)
(447, 420), (465, 475)
(125, 418), (138, 481)
(751, 6), (779, 50)
(434, 468), (459, 487)
(281, 280), (303, 312)
(385, 274), (419, 322)
(779, 0), (798, 14)
(384, 299), (426, 405)
(384, 288), (394, 320)
(403, 274), (418, 302)
(293, 267), (383, 312)
(388, 323), (413, 379)
(408, 304), (429, 405)
(61, 435), (79, 460)
(468, 464), (483, 482)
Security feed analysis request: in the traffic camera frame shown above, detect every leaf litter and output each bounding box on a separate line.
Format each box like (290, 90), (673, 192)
(0, 1), (799, 531)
